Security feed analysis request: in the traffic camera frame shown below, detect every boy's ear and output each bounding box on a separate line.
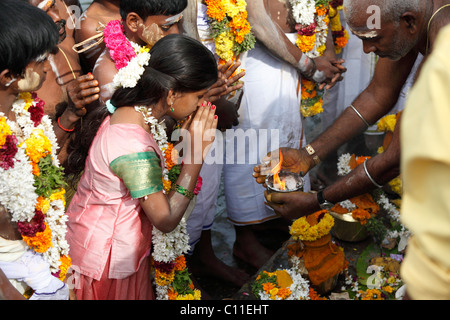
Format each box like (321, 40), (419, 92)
(0, 69), (17, 88)
(125, 12), (143, 33)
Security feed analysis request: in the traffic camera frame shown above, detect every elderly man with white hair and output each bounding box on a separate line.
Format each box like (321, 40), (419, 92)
(254, 0), (440, 209)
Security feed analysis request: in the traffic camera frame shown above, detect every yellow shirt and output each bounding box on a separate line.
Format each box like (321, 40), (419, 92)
(400, 24), (450, 299)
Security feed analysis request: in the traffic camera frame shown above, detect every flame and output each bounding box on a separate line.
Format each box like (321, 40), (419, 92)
(271, 151), (286, 191)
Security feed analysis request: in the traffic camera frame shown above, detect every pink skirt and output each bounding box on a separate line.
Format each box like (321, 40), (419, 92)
(74, 254), (155, 300)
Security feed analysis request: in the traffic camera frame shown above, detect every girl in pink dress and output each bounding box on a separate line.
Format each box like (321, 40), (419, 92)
(65, 34), (218, 300)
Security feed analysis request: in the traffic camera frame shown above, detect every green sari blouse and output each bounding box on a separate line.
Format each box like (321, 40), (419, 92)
(110, 151), (163, 199)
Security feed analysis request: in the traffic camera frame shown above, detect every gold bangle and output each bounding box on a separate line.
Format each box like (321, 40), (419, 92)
(171, 183), (194, 200)
(304, 144), (321, 165)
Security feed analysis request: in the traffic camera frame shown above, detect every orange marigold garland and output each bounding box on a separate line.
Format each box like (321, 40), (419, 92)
(205, 0), (256, 63)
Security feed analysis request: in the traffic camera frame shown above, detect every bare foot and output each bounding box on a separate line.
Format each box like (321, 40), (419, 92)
(232, 225), (274, 270)
(188, 230), (250, 287)
(189, 253), (250, 287)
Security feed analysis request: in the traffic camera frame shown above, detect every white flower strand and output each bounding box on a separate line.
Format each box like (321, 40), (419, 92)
(291, 0), (316, 26)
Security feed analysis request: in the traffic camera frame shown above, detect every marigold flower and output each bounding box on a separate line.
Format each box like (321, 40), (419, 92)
(205, 0), (227, 21)
(277, 287), (292, 299)
(351, 208), (371, 225)
(36, 196), (50, 214)
(362, 288), (384, 300)
(167, 287), (178, 300)
(155, 268), (175, 286)
(22, 223), (53, 253)
(316, 5), (328, 16)
(58, 255), (72, 281)
(383, 285), (394, 294)
(377, 114), (397, 132)
(163, 178), (172, 194)
(215, 31), (235, 61)
(174, 255), (186, 271)
(24, 130), (52, 164)
(290, 211), (334, 241)
(269, 287), (279, 299)
(296, 34), (316, 53)
(262, 282), (276, 292)
(0, 118), (12, 146)
(19, 92), (34, 111)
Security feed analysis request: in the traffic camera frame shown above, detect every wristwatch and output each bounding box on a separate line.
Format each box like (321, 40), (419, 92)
(317, 190), (334, 210)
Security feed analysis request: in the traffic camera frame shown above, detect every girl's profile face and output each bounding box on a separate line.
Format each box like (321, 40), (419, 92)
(169, 89), (209, 121)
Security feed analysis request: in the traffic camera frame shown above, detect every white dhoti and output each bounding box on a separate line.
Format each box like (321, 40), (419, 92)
(0, 237), (69, 300)
(186, 156), (223, 251)
(223, 37), (310, 226)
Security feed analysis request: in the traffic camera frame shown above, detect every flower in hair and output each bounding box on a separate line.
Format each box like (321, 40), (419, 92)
(103, 20), (151, 89)
(104, 20), (137, 70)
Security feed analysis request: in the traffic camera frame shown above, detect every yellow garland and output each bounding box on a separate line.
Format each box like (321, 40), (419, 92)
(205, 0), (254, 62)
(290, 211), (334, 242)
(58, 255), (72, 281)
(215, 30), (235, 62)
(361, 288), (384, 300)
(23, 130), (52, 164)
(155, 268), (175, 287)
(0, 118), (12, 146)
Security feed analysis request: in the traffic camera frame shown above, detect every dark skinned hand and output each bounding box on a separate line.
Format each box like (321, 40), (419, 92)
(204, 61), (245, 102)
(264, 190), (317, 220)
(66, 73), (100, 119)
(253, 147), (313, 187)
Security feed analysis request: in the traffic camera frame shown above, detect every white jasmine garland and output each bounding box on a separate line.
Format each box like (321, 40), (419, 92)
(291, 0), (316, 26)
(43, 199), (70, 272)
(286, 268), (311, 300)
(134, 106), (170, 188)
(0, 145), (36, 222)
(377, 193), (399, 222)
(152, 218), (190, 263)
